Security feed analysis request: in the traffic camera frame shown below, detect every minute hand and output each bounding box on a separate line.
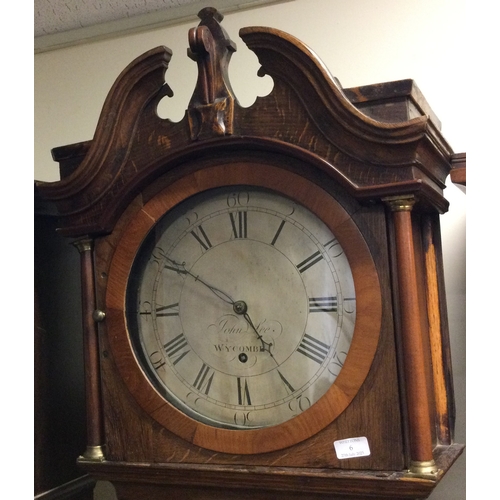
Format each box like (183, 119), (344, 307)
(166, 257), (235, 306)
(166, 257), (275, 358)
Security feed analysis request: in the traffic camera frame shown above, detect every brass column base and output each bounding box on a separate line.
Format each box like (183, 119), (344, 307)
(78, 445), (106, 462)
(406, 459), (440, 480)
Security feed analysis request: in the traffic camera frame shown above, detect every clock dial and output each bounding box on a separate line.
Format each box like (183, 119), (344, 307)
(127, 187), (356, 429)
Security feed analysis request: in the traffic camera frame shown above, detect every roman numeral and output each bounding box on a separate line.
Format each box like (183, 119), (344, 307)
(193, 363), (215, 395)
(190, 225), (212, 251)
(237, 377), (252, 405)
(296, 250), (323, 273)
(271, 219), (286, 246)
(163, 333), (190, 365)
(154, 302), (180, 317)
(297, 333), (331, 364)
(309, 296), (338, 313)
(230, 211), (247, 238)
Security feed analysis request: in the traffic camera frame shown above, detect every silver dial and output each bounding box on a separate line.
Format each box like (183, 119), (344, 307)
(127, 187), (356, 429)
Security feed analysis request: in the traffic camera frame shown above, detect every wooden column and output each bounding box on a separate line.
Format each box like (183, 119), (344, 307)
(74, 238), (105, 462)
(422, 216), (454, 445)
(385, 196), (437, 477)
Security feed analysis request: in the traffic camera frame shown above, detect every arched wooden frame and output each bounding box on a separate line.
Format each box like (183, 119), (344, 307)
(105, 161), (382, 454)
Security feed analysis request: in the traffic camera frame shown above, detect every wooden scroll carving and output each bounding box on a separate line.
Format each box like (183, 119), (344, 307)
(36, 8), (454, 238)
(187, 7), (237, 140)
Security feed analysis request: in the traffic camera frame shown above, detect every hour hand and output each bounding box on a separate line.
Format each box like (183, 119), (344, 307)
(242, 312), (275, 360)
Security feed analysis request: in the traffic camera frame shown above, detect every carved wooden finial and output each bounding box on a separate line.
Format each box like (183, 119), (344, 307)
(187, 7), (237, 140)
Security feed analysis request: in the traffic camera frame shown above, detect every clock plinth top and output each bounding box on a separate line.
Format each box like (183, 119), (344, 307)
(36, 7), (454, 237)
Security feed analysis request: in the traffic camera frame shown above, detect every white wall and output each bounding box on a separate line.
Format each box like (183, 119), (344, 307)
(34, 1), (467, 498)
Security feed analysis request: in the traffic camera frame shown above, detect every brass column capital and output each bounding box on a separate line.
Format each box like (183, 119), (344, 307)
(73, 238), (93, 253)
(383, 195), (416, 212)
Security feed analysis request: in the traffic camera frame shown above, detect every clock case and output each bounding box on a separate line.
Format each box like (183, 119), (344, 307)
(36, 8), (464, 500)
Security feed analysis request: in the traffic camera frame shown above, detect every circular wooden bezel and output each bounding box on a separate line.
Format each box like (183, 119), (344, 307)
(105, 161), (382, 454)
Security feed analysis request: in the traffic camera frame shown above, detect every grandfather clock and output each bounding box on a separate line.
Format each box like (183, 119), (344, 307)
(36, 7), (464, 499)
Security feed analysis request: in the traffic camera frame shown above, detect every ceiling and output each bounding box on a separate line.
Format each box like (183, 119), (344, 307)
(34, 0), (289, 53)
